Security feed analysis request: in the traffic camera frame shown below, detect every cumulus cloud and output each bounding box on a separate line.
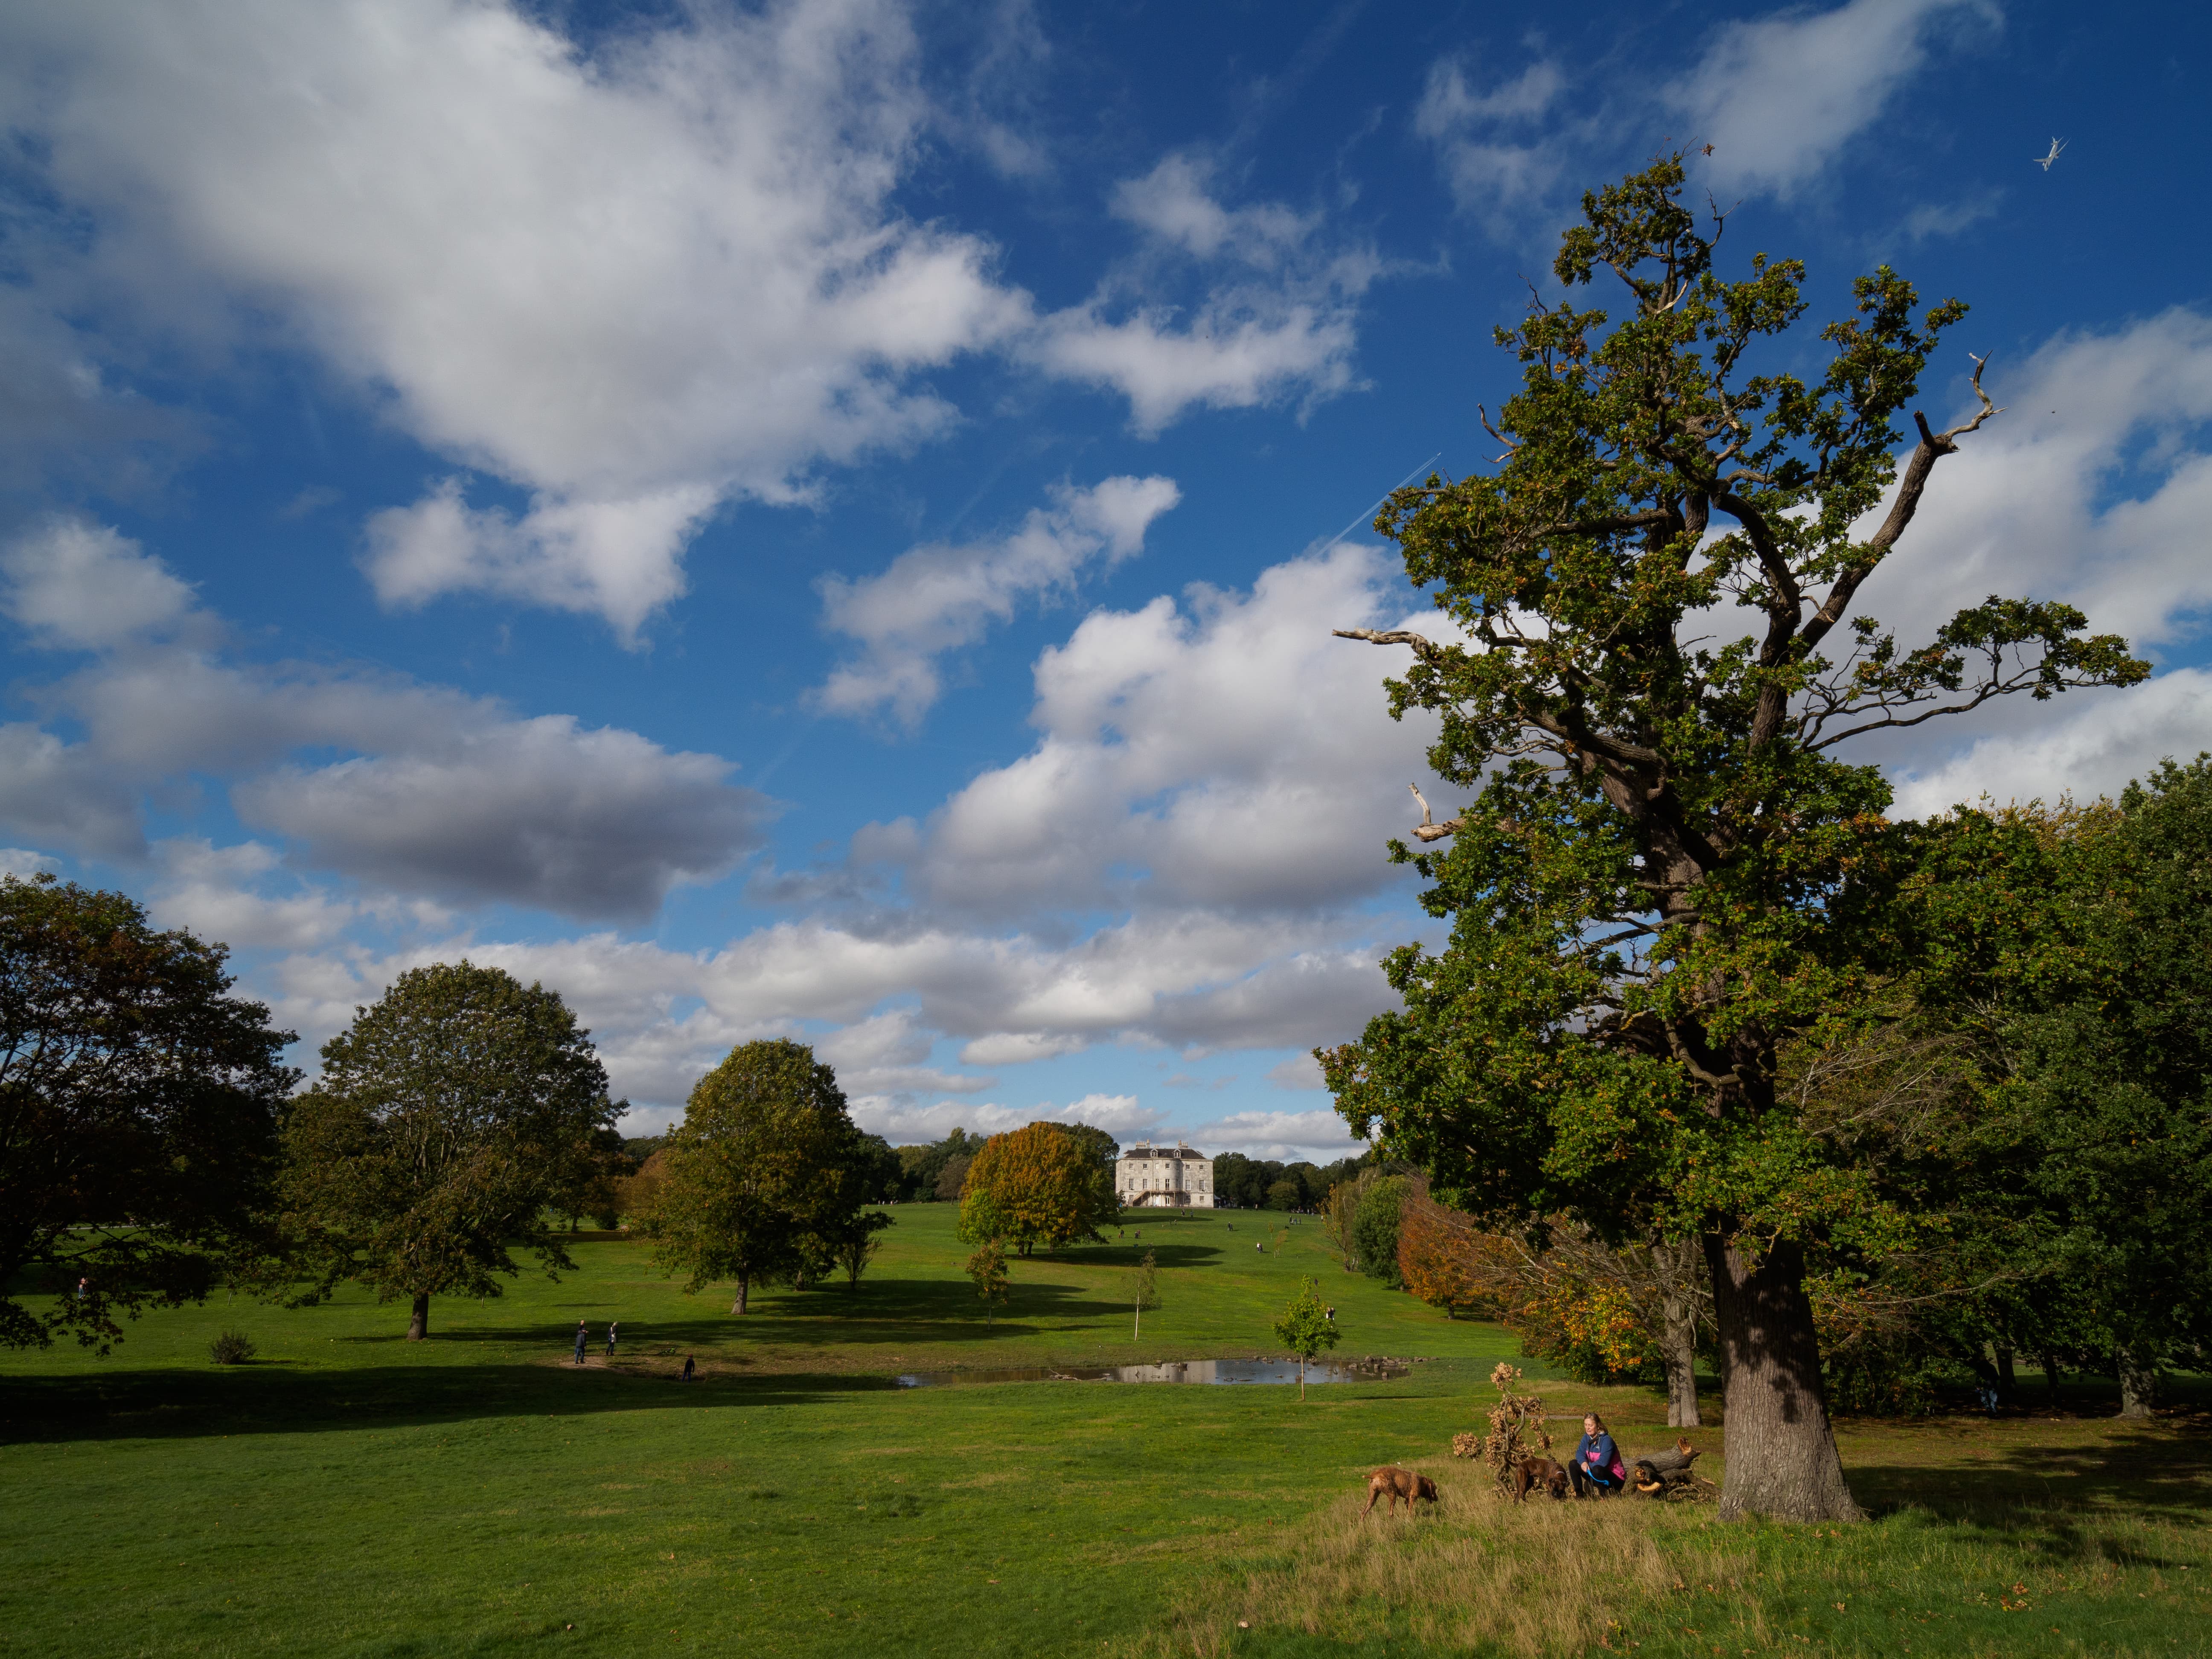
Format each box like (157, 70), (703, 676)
(1413, 58), (1570, 224)
(0, 3), (1376, 635)
(858, 541), (1450, 921)
(1887, 670), (2212, 820)
(0, 519), (770, 920)
(815, 475), (1181, 725)
(0, 517), (205, 650)
(1027, 154), (1378, 435)
(1850, 311), (2212, 658)
(0, 0), (1024, 636)
(1187, 1108), (1361, 1160)
(1668, 0), (1998, 198)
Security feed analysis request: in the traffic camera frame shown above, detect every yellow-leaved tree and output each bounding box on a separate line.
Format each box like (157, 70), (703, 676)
(955, 1121), (1118, 1257)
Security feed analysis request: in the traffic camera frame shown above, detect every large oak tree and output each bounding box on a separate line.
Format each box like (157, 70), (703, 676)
(282, 961), (613, 1339)
(0, 874), (296, 1352)
(649, 1039), (885, 1313)
(1321, 160), (2145, 1521)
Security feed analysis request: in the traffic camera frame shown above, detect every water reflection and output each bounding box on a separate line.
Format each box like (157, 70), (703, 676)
(892, 1356), (1411, 1388)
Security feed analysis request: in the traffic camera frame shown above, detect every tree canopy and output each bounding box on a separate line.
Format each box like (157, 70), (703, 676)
(955, 1121), (1119, 1256)
(281, 961), (612, 1339)
(0, 874), (296, 1352)
(1321, 158), (2145, 1521)
(649, 1039), (885, 1313)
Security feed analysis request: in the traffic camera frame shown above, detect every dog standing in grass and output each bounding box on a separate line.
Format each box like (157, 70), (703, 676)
(1507, 1455), (1572, 1502)
(1362, 1467), (1440, 1517)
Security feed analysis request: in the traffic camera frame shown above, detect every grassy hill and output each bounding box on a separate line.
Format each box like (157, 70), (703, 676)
(1, 1205), (2204, 1658)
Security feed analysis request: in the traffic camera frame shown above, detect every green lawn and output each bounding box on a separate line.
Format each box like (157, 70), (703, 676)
(2, 1205), (2205, 1657)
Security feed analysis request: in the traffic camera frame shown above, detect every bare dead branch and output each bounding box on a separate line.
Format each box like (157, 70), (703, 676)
(1407, 782), (1463, 843)
(1333, 627), (1447, 663)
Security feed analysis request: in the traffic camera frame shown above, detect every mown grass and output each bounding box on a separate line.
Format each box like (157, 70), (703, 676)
(1, 1205), (2204, 1657)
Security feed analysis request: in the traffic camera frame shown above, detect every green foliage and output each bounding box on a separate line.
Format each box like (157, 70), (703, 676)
(280, 961), (611, 1336)
(649, 1039), (885, 1312)
(898, 1129), (985, 1202)
(206, 1329), (254, 1365)
(0, 873), (297, 1353)
(1272, 1274), (1342, 1397)
(965, 1237), (1010, 1325)
(955, 1121), (1118, 1256)
(1318, 157), (2145, 1512)
(1214, 1151), (1371, 1211)
(1350, 1175), (1408, 1287)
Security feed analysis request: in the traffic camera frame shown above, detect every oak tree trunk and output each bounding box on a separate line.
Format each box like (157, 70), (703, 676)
(2116, 1346), (2157, 1420)
(1703, 1234), (1862, 1522)
(1994, 1343), (2016, 1396)
(730, 1272), (750, 1316)
(2037, 1347), (2064, 1409)
(406, 1291), (430, 1342)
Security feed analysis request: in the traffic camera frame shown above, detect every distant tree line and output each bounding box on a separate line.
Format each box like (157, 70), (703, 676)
(1211, 1150), (1375, 1211)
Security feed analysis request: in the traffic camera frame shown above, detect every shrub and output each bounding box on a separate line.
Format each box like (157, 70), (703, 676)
(1350, 1176), (1408, 1287)
(208, 1329), (255, 1365)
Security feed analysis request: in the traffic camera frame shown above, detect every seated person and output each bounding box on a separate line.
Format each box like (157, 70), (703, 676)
(1570, 1413), (1625, 1497)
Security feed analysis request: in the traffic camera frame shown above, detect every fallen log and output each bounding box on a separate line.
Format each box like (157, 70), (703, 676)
(1630, 1440), (1713, 1499)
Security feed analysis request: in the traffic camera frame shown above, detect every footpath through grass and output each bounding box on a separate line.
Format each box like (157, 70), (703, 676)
(2, 1205), (2206, 1658)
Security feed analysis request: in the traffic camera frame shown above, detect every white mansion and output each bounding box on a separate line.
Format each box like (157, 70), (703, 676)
(1117, 1141), (1214, 1208)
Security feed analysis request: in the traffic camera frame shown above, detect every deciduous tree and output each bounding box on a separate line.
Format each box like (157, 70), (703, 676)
(955, 1121), (1117, 1256)
(966, 1237), (1010, 1325)
(1273, 1275), (1340, 1400)
(0, 874), (297, 1353)
(1322, 158), (2145, 1520)
(282, 962), (611, 1339)
(649, 1039), (882, 1314)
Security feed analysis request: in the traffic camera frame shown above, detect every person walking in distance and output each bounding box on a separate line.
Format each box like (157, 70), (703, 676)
(605, 1320), (619, 1359)
(573, 1320), (588, 1365)
(680, 1355), (696, 1383)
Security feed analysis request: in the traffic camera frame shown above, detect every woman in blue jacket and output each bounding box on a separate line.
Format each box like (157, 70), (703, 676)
(1571, 1412), (1624, 1497)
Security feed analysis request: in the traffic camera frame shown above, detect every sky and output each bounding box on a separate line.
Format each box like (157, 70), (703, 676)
(1, 0), (2207, 1160)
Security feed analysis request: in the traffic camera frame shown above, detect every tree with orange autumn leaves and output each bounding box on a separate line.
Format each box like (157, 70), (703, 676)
(1397, 1180), (1712, 1426)
(955, 1121), (1119, 1257)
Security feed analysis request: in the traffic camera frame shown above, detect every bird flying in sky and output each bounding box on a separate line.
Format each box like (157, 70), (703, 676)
(2037, 137), (2067, 171)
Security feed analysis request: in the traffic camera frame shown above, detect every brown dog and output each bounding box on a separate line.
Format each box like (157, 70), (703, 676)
(1362, 1466), (1440, 1516)
(1507, 1455), (1571, 1503)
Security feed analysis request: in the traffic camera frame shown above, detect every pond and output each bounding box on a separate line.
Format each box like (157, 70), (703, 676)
(891, 1356), (1414, 1388)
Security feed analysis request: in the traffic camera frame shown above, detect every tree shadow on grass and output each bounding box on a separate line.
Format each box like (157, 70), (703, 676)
(0, 1357), (893, 1446)
(326, 1275), (1137, 1355)
(1843, 1412), (2212, 1566)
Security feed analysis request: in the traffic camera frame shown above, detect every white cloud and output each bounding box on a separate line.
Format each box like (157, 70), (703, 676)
(1027, 154), (1377, 435)
(2, 0), (1027, 637)
(1887, 670), (2212, 820)
(0, 518), (205, 650)
(1843, 311), (2212, 670)
(1187, 1108), (1361, 1160)
(844, 1091), (1164, 1148)
(1668, 0), (1997, 199)
(814, 475), (1181, 725)
(146, 839), (359, 952)
(1413, 58), (1570, 222)
(1, 4), (1380, 637)
(0, 519), (771, 919)
(362, 480), (722, 645)
(0, 848), (61, 881)
(864, 541), (1450, 921)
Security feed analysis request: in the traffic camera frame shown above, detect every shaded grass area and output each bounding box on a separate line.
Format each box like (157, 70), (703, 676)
(2, 1208), (2205, 1656)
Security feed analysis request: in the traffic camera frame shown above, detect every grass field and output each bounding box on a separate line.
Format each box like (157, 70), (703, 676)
(2, 1204), (2206, 1658)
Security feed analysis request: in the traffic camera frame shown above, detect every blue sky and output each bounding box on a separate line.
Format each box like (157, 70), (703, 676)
(2, 0), (2207, 1156)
